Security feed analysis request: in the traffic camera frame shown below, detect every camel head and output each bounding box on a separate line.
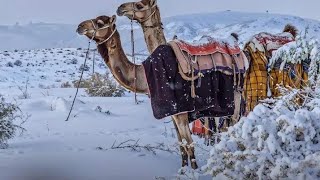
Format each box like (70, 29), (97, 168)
(77, 15), (117, 44)
(117, 0), (157, 23)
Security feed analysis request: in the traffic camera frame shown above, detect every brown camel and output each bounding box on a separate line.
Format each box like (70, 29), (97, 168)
(117, 0), (166, 53)
(117, 0), (243, 144)
(76, 15), (198, 169)
(117, 0), (197, 164)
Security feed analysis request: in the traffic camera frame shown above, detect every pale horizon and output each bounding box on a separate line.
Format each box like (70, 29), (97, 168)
(1, 0), (320, 25)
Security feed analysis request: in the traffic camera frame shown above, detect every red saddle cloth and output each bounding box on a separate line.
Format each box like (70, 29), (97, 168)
(255, 32), (293, 45)
(254, 32), (294, 52)
(175, 39), (241, 56)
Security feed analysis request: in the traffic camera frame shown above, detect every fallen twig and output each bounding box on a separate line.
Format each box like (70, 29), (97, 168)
(97, 139), (179, 155)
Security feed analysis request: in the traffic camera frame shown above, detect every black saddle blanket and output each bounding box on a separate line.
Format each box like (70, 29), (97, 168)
(142, 45), (243, 120)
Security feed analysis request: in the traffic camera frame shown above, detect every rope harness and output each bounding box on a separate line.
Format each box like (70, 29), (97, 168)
(131, 2), (162, 29)
(131, 5), (138, 104)
(66, 20), (117, 121)
(128, 2), (159, 104)
(65, 40), (92, 121)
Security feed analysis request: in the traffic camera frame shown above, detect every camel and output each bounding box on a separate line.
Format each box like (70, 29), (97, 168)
(76, 15), (198, 169)
(243, 24), (308, 113)
(117, 0), (305, 116)
(117, 0), (243, 145)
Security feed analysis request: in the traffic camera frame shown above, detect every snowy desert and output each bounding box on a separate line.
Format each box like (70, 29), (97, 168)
(1, 1), (320, 179)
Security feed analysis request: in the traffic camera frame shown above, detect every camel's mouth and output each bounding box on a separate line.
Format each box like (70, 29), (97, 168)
(76, 28), (88, 35)
(117, 8), (128, 16)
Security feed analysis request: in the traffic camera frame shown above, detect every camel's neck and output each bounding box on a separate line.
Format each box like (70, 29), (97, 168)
(140, 7), (166, 53)
(98, 31), (148, 94)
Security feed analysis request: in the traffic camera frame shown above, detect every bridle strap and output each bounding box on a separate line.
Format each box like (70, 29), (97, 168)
(132, 2), (157, 12)
(140, 9), (157, 23)
(131, 2), (158, 25)
(89, 20), (116, 45)
(97, 29), (116, 45)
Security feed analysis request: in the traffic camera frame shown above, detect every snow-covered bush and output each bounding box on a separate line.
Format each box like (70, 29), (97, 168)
(85, 73), (126, 97)
(79, 64), (90, 72)
(0, 96), (25, 149)
(14, 60), (22, 66)
(203, 34), (320, 179)
(203, 86), (320, 179)
(61, 81), (73, 88)
(71, 58), (78, 64)
(269, 34), (320, 86)
(72, 78), (92, 88)
(6, 62), (14, 68)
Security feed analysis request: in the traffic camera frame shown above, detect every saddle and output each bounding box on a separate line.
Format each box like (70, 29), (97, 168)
(169, 39), (247, 77)
(169, 38), (247, 98)
(248, 32), (294, 55)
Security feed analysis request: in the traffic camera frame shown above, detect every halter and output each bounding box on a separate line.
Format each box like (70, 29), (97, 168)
(131, 2), (161, 28)
(89, 19), (116, 45)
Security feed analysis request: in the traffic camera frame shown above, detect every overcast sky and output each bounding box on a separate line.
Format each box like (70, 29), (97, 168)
(1, 0), (320, 25)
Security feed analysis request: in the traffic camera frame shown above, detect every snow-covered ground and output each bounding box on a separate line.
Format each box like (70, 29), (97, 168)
(0, 89), (210, 180)
(0, 48), (211, 179)
(0, 48), (107, 88)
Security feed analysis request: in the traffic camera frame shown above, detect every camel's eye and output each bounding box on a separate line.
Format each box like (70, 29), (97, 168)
(135, 3), (143, 10)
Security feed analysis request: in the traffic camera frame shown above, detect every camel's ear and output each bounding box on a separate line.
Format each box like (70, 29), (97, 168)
(149, 0), (157, 7)
(109, 15), (117, 25)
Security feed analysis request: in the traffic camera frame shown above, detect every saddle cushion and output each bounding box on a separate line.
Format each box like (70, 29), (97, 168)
(248, 32), (294, 54)
(175, 39), (241, 56)
(169, 39), (247, 75)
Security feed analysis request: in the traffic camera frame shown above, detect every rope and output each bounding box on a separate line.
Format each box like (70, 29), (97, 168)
(66, 40), (92, 121)
(92, 49), (96, 76)
(66, 19), (117, 121)
(131, 16), (138, 104)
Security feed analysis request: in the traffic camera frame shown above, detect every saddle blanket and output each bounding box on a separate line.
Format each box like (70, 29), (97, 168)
(142, 45), (244, 120)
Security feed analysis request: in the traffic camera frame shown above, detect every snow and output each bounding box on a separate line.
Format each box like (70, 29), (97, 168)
(190, 35), (238, 49)
(0, 88), (211, 180)
(0, 48), (107, 89)
(0, 48), (212, 179)
(203, 93), (320, 179)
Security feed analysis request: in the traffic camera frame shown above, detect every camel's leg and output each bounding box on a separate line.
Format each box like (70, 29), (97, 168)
(173, 113), (198, 169)
(204, 117), (210, 146)
(214, 117), (221, 143)
(232, 91), (242, 124)
(172, 117), (188, 167)
(204, 118), (215, 146)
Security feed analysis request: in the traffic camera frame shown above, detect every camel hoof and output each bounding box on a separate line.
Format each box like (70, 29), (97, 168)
(182, 160), (188, 167)
(191, 162), (198, 169)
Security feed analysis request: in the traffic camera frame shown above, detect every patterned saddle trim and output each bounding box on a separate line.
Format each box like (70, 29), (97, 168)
(169, 40), (247, 76)
(174, 39), (241, 56)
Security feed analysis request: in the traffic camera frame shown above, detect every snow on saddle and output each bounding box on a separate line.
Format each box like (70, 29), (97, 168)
(169, 37), (247, 78)
(247, 32), (294, 58)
